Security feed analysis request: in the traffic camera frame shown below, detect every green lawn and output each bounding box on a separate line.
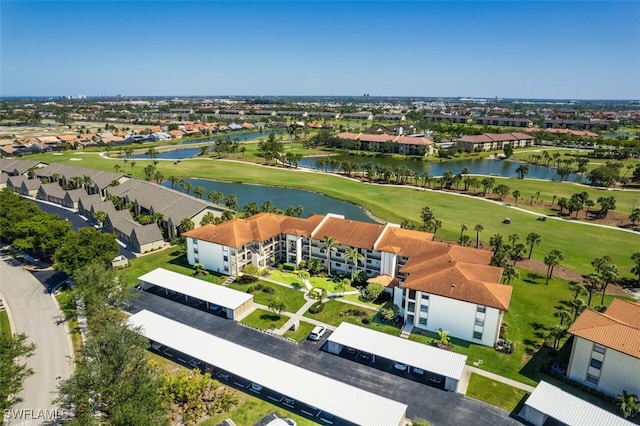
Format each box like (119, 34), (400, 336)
(241, 308), (289, 331)
(410, 272), (631, 386)
(283, 320), (316, 342)
(303, 300), (377, 327)
(466, 374), (530, 413)
(27, 151), (640, 276)
(308, 276), (358, 294)
(228, 280), (306, 313)
(55, 289), (83, 358)
(265, 270), (306, 288)
(118, 246), (225, 288)
(0, 310), (11, 337)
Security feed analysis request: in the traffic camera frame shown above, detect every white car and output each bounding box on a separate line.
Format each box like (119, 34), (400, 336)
(308, 325), (327, 341)
(393, 362), (408, 371)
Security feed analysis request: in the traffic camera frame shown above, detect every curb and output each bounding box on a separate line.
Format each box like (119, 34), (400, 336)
(50, 292), (76, 371)
(0, 289), (16, 335)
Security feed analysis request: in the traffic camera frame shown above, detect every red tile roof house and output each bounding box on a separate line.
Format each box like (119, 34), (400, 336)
(169, 129), (185, 139)
(566, 299), (640, 398)
(456, 132), (534, 152)
(183, 212), (511, 347)
(337, 132), (434, 156)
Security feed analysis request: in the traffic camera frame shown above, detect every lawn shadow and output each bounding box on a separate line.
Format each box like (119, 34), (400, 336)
(260, 313), (282, 322)
(523, 272), (545, 285)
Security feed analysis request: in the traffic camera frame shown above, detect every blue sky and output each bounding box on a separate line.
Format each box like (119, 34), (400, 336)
(1, 1), (639, 99)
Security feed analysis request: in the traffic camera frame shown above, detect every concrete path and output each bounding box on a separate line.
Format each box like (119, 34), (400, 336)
(0, 258), (73, 425)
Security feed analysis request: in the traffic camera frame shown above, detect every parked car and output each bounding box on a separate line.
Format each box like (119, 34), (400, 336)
(413, 367), (425, 375)
(308, 325), (327, 341)
(345, 346), (356, 355)
(249, 383), (263, 392)
(282, 397), (296, 406)
(393, 362), (408, 371)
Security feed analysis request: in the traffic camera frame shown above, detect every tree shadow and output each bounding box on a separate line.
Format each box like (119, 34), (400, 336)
(523, 272), (545, 284)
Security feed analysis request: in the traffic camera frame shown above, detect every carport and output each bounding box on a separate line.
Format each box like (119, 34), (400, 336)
(138, 268), (253, 320)
(521, 381), (633, 426)
(326, 323), (467, 392)
(128, 310), (408, 426)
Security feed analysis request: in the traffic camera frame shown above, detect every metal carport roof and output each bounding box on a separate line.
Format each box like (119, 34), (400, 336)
(127, 310), (407, 426)
(327, 322), (467, 380)
(525, 381), (633, 426)
(138, 268), (252, 310)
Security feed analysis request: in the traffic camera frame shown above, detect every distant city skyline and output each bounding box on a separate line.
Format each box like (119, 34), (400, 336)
(1, 1), (639, 100)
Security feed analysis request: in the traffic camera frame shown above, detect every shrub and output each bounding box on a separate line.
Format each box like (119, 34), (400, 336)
(309, 301), (325, 314)
(380, 305), (399, 323)
(282, 263), (296, 271)
(262, 286), (275, 295)
(341, 308), (366, 317)
(246, 286), (255, 293)
(362, 283), (385, 302)
(235, 275), (258, 284)
(361, 317), (370, 324)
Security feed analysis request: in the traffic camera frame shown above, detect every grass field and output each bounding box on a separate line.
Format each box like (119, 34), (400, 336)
(264, 270), (306, 287)
(27, 151), (640, 276)
(466, 374), (530, 413)
(0, 310), (11, 337)
(303, 300), (376, 327)
(118, 246), (225, 288)
(283, 320), (315, 342)
(241, 308), (289, 331)
(227, 280), (306, 313)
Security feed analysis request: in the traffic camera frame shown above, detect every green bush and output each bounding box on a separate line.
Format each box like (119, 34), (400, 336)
(235, 275), (258, 284)
(309, 301), (325, 314)
(282, 263), (296, 271)
(362, 317), (370, 324)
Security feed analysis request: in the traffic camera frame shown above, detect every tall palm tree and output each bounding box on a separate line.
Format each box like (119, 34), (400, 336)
(320, 236), (338, 276)
(548, 325), (567, 350)
(554, 308), (571, 326)
(208, 191), (223, 205)
(168, 175), (179, 190)
(474, 224), (484, 249)
(344, 247), (364, 280)
(502, 263), (519, 284)
(544, 249), (564, 285)
(459, 223), (468, 240)
(224, 194), (238, 210)
(431, 219), (442, 241)
(525, 233), (542, 259)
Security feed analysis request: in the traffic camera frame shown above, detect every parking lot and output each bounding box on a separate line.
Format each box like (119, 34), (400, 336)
(128, 291), (522, 426)
(140, 284), (228, 318)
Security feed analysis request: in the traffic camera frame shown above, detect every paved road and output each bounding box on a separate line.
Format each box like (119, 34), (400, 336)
(128, 292), (523, 426)
(0, 258), (73, 425)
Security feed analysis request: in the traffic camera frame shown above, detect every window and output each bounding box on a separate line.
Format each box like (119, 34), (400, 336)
(408, 290), (416, 300)
(422, 294), (430, 301)
(223, 255), (228, 262)
(590, 358), (603, 370)
(222, 246), (228, 252)
(192, 239), (198, 246)
(473, 331), (483, 340)
(420, 305), (428, 313)
(419, 318), (427, 326)
(475, 318), (485, 327)
(593, 344), (605, 354)
(586, 374), (599, 385)
(477, 305), (486, 313)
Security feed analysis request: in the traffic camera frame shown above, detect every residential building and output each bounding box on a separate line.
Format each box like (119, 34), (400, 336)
(456, 132), (534, 151)
(183, 213), (510, 346)
(474, 116), (532, 128)
(566, 299), (640, 398)
(336, 132), (434, 156)
(423, 114), (470, 124)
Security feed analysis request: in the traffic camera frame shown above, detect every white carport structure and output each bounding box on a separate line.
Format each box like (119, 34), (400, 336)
(521, 381), (633, 426)
(128, 310), (408, 426)
(326, 322), (467, 392)
(138, 268), (253, 320)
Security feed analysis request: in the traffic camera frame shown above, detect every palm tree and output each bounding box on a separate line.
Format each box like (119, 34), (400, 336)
(548, 325), (567, 350)
(168, 175), (179, 190)
(113, 164), (121, 173)
(502, 263), (518, 284)
(130, 161), (136, 176)
(544, 249), (564, 285)
(180, 217), (194, 234)
(431, 219), (442, 241)
(512, 189), (521, 206)
(525, 232), (542, 259)
(571, 298), (586, 321)
(208, 191), (223, 205)
(321, 236), (339, 276)
(344, 247), (364, 280)
(193, 186), (206, 199)
(474, 224), (484, 249)
(554, 308), (571, 326)
(616, 391), (640, 419)
(599, 262), (619, 305)
(459, 223), (468, 240)
(224, 194), (238, 210)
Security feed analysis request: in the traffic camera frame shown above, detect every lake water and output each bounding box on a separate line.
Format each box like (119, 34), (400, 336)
(161, 178), (375, 223)
(129, 130), (282, 160)
(298, 155), (580, 181)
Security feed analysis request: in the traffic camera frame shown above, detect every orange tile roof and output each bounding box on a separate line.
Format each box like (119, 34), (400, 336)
(569, 299), (640, 359)
(313, 216), (386, 249)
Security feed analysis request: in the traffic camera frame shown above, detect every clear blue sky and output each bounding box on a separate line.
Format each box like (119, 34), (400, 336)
(1, 1), (639, 99)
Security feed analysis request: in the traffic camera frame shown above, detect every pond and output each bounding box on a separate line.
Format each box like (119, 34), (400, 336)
(129, 130), (283, 159)
(162, 178), (375, 223)
(298, 154), (581, 182)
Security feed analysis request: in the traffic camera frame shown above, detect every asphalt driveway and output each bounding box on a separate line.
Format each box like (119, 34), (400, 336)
(127, 292), (522, 426)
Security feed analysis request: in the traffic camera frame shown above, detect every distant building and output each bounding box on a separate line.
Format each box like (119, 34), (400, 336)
(456, 132), (534, 151)
(336, 132), (434, 156)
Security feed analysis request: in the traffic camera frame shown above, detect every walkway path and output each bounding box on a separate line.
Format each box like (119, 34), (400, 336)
(0, 258), (73, 425)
